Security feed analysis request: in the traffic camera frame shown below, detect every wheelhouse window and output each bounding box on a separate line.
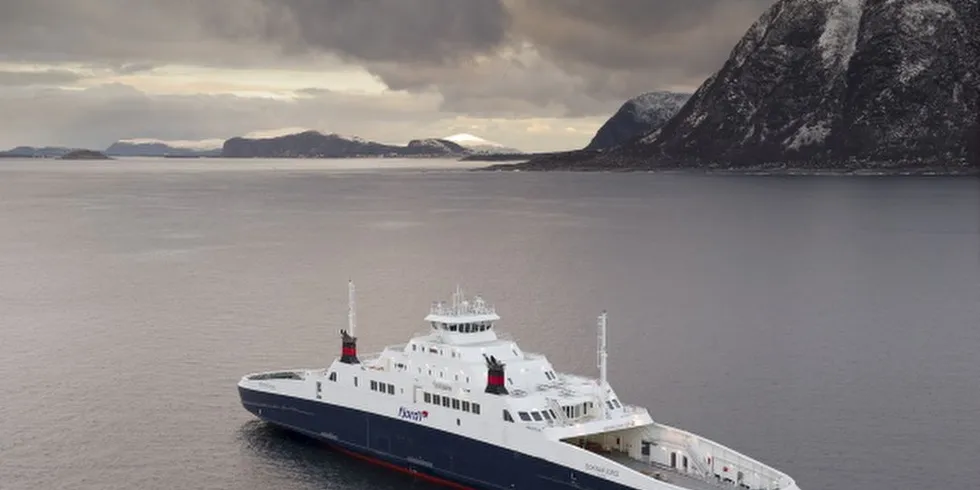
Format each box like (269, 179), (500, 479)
(531, 411), (543, 421)
(472, 403), (480, 414)
(518, 411), (531, 421)
(503, 410), (514, 422)
(462, 401), (471, 412)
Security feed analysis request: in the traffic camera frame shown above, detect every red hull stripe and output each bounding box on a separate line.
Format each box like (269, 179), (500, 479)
(330, 445), (475, 490)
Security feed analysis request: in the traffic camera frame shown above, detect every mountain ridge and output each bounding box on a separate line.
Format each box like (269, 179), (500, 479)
(504, 0), (980, 174)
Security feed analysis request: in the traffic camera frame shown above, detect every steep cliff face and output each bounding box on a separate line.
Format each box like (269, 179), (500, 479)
(632, 0), (980, 168)
(585, 92), (690, 150)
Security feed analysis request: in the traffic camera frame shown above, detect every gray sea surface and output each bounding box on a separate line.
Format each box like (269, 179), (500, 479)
(1, 158), (978, 490)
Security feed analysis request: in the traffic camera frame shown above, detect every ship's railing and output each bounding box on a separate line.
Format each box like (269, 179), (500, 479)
(429, 296), (497, 316)
(642, 424), (795, 490)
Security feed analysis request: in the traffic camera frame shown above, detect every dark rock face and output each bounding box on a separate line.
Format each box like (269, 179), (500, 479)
(638, 0), (980, 168)
(513, 0), (978, 173)
(221, 131), (470, 158)
(585, 92), (690, 150)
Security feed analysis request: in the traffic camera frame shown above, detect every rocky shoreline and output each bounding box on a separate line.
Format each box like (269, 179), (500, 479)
(479, 156), (979, 176)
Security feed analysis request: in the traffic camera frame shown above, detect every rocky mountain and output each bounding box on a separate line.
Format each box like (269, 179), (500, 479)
(105, 141), (221, 157)
(585, 92), (690, 150)
(221, 131), (472, 158)
(516, 0), (980, 173)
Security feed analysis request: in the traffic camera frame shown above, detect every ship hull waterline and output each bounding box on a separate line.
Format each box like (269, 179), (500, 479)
(239, 386), (636, 490)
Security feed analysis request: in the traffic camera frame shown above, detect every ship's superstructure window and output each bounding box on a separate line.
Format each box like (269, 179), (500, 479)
(518, 411), (531, 421)
(562, 401), (593, 419)
(531, 411), (543, 421)
(328, 372), (337, 382)
(421, 392), (481, 414)
(370, 381), (395, 395)
(503, 410), (514, 422)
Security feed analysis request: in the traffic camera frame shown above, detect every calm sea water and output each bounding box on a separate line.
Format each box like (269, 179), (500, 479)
(1, 158), (978, 490)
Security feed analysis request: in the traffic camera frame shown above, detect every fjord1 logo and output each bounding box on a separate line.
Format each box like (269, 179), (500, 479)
(399, 407), (429, 421)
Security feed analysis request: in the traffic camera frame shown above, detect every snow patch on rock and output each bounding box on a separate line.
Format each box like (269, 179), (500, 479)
(784, 120), (832, 150)
(818, 0), (866, 72)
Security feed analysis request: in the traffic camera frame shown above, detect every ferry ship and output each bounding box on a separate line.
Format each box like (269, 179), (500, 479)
(238, 284), (801, 490)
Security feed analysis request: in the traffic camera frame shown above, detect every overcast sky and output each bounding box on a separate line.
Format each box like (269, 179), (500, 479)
(0, 0), (774, 151)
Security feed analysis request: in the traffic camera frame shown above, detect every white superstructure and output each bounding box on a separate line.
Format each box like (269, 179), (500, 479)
(239, 284), (801, 490)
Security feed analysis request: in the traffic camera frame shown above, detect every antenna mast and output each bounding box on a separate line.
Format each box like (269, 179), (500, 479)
(597, 311), (608, 388)
(348, 280), (356, 337)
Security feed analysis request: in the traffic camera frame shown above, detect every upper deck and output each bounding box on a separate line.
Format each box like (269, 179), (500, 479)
(340, 287), (649, 434)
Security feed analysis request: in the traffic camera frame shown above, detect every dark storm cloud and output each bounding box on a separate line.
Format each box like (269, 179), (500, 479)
(507, 0), (775, 76)
(0, 0), (779, 138)
(247, 0), (512, 64)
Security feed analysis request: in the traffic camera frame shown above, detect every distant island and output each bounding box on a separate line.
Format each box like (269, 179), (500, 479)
(106, 140), (221, 158)
(60, 149), (111, 160)
(0, 146), (73, 158)
(219, 131), (522, 159)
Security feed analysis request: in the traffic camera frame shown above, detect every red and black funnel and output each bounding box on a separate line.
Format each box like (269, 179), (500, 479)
(484, 354), (508, 395)
(340, 329), (360, 364)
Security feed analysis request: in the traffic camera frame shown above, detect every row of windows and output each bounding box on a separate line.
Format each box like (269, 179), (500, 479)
(503, 408), (558, 423)
(605, 398), (623, 410)
(429, 321), (493, 333)
(370, 380), (395, 395)
(422, 392), (481, 414)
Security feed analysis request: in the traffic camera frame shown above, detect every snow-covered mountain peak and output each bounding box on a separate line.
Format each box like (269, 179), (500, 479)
(442, 133), (504, 148)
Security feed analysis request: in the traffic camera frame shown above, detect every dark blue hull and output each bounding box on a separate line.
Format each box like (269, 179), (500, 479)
(239, 387), (630, 490)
